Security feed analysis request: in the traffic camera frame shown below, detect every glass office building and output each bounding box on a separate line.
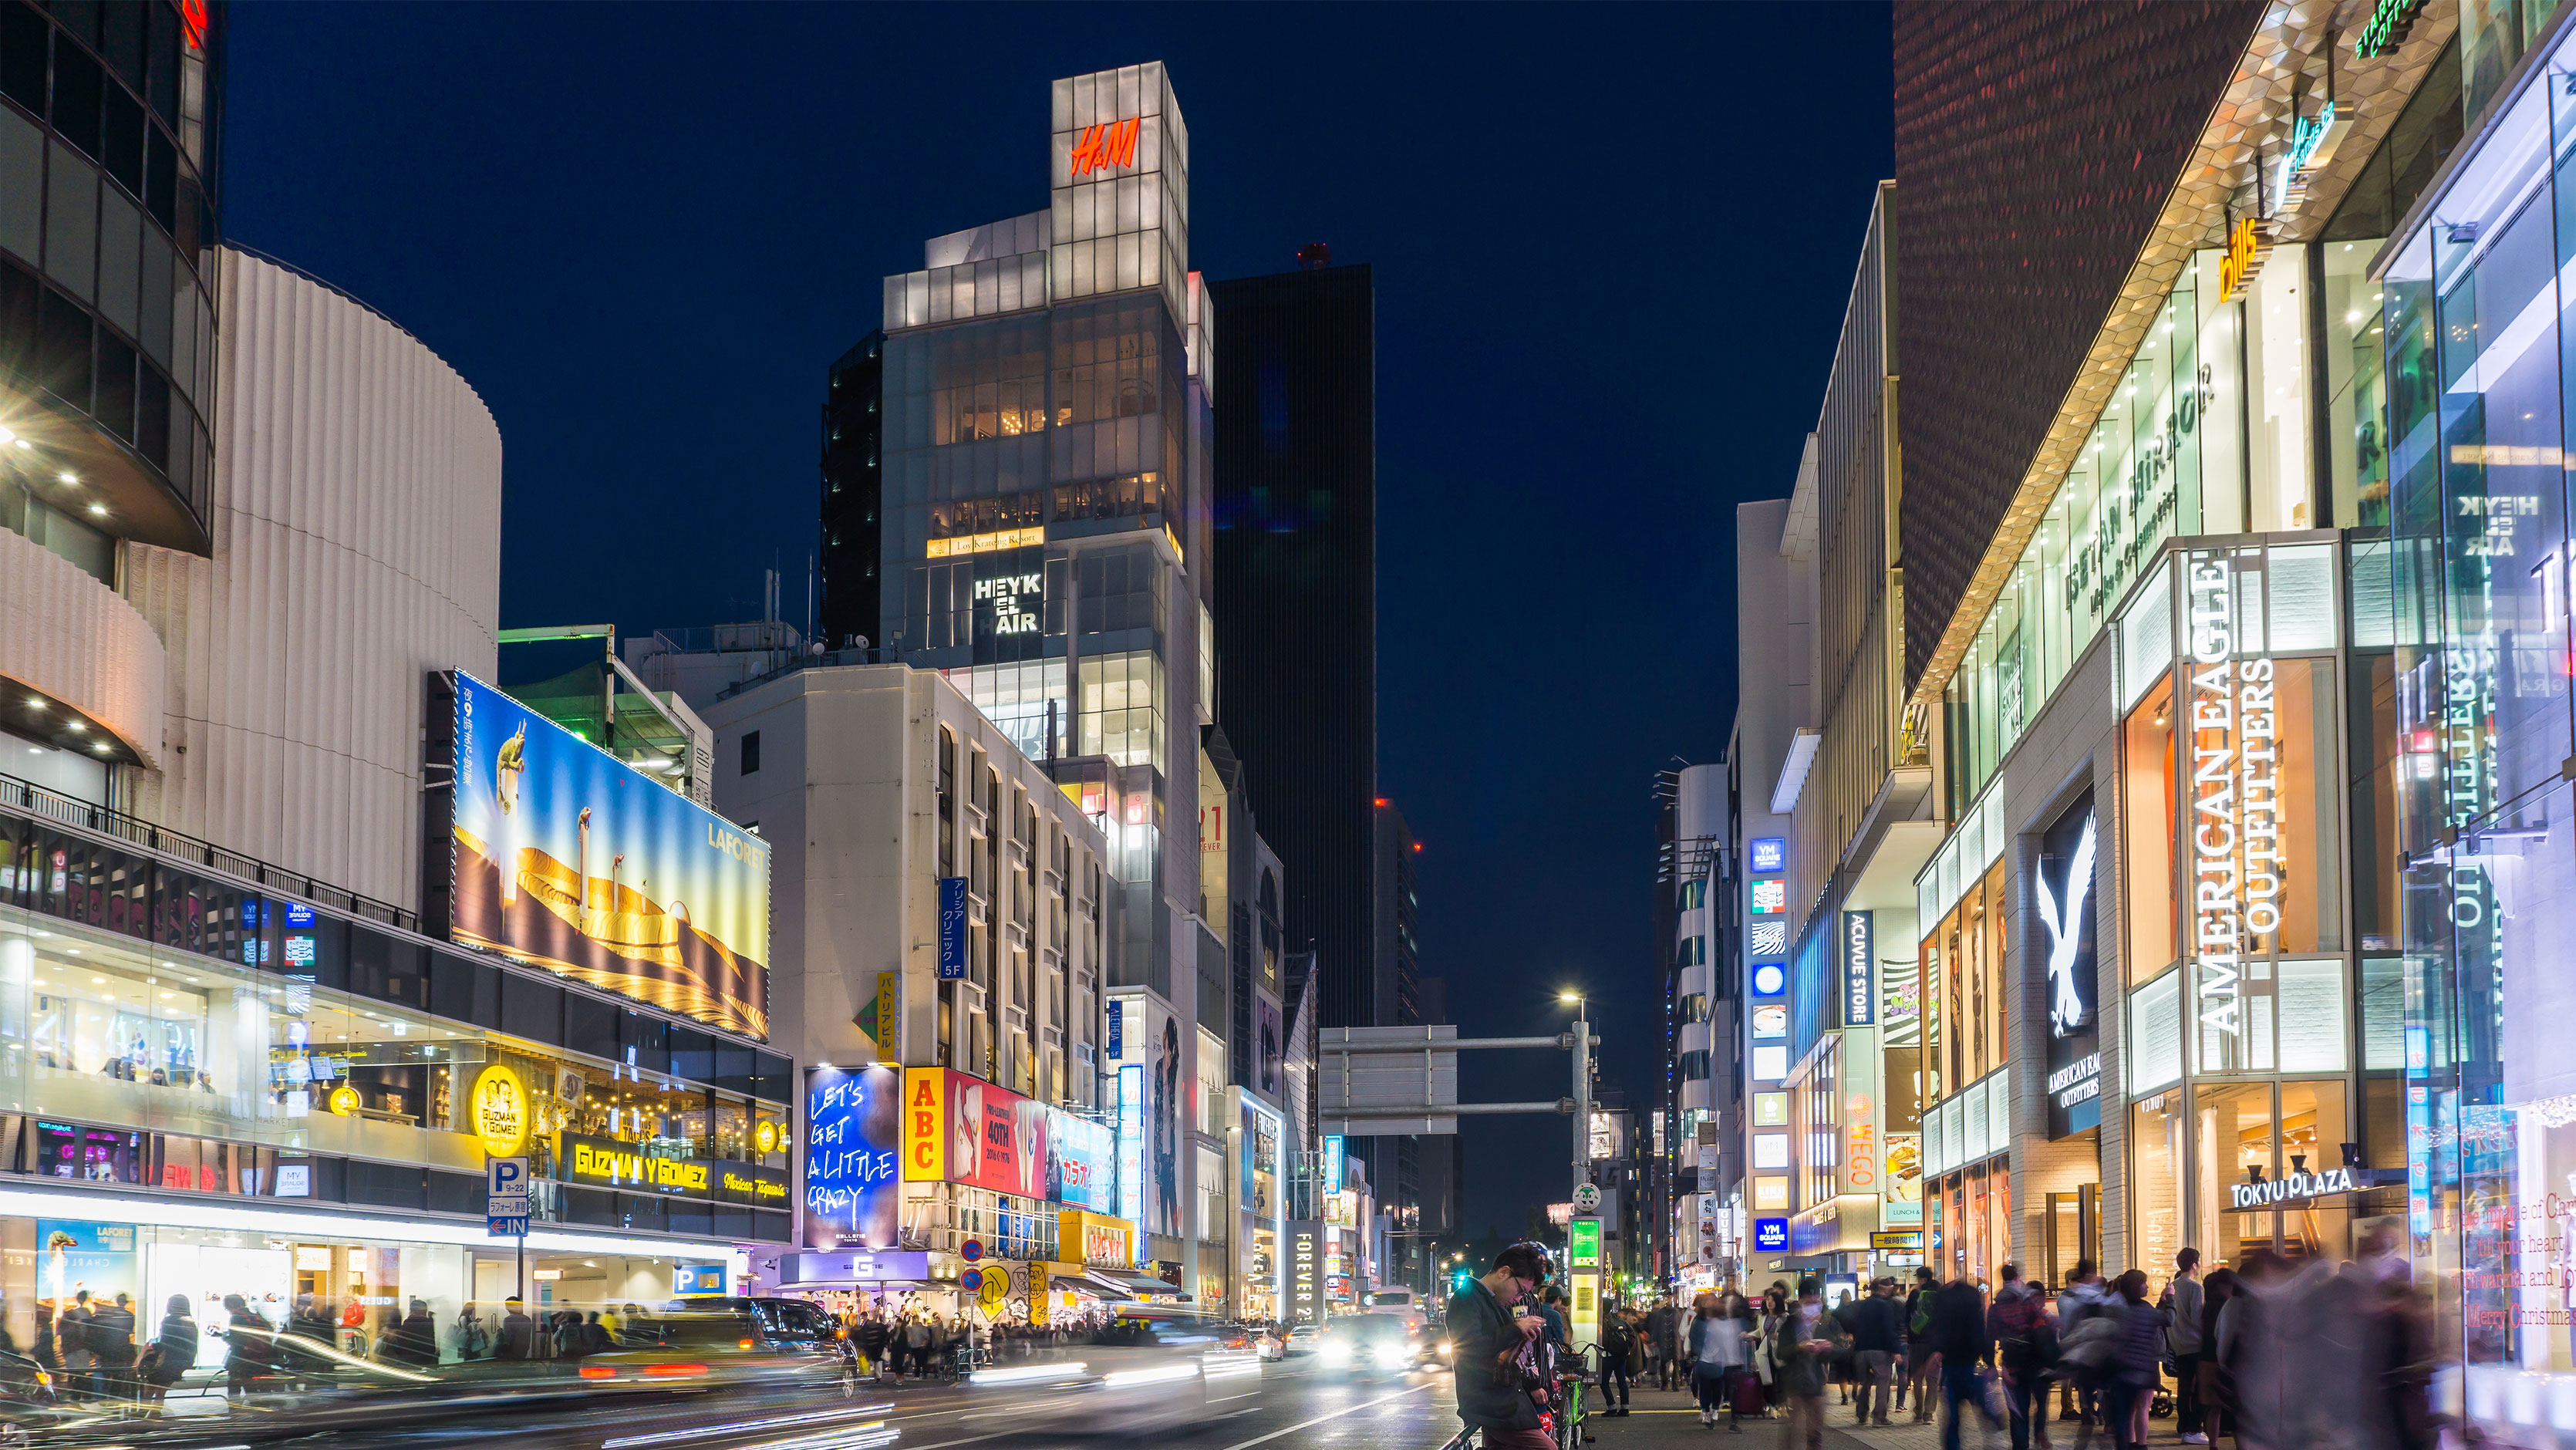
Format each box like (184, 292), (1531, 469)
(875, 65), (1213, 1056)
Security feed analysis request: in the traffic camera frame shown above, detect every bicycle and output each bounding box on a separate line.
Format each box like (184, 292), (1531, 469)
(1556, 1344), (1600, 1449)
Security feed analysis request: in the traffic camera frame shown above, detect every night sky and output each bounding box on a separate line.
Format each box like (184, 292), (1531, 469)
(223, 4), (1893, 1252)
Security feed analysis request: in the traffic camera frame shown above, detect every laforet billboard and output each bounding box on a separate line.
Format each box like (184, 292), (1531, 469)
(448, 672), (770, 1037)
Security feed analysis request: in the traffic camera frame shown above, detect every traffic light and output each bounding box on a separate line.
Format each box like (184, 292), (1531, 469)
(1450, 1263), (1475, 1297)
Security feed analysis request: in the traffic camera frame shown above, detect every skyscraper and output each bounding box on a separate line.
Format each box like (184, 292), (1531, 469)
(1208, 260), (1377, 1028)
(817, 331), (884, 652)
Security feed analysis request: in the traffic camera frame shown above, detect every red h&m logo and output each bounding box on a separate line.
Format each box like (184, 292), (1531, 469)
(1070, 118), (1140, 177)
(178, 0), (207, 49)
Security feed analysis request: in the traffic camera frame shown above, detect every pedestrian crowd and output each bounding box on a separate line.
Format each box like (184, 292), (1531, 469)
(1580, 1228), (2428, 1450)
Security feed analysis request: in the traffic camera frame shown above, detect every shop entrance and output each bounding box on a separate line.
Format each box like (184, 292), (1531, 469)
(2043, 1186), (2096, 1286)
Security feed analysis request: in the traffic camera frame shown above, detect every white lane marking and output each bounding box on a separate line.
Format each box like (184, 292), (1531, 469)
(887, 1432), (1018, 1450)
(1212, 1382), (1432, 1450)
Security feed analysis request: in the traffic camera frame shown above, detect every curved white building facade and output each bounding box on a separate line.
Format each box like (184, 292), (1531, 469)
(0, 526), (167, 773)
(125, 248), (503, 912)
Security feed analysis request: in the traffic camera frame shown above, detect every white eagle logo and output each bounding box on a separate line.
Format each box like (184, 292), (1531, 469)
(2035, 814), (2098, 1038)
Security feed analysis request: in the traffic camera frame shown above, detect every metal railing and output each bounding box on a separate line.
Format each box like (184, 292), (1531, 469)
(0, 769), (419, 931)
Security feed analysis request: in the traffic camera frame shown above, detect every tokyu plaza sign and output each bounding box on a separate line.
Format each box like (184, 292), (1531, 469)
(2184, 551), (2284, 1044)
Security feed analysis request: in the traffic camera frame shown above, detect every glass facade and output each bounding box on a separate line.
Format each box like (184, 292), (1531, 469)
(2379, 29), (2576, 1430)
(0, 796), (791, 1252)
(0, 0), (222, 568)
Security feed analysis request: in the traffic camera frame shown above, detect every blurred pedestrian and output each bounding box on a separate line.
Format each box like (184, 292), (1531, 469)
(59, 1290), (94, 1401)
(2105, 1270), (2162, 1450)
(1903, 1266), (1940, 1422)
(1848, 1278), (1903, 1426)
(1770, 1277), (1851, 1450)
(2166, 1249), (2207, 1445)
(1991, 1263), (2056, 1450)
(1930, 1270), (1998, 1450)
(495, 1297), (537, 1360)
(139, 1293), (197, 1413)
(91, 1291), (137, 1401)
(454, 1301), (490, 1361)
(221, 1293), (272, 1403)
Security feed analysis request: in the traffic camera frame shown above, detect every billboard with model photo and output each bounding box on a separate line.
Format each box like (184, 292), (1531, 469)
(448, 672), (770, 1037)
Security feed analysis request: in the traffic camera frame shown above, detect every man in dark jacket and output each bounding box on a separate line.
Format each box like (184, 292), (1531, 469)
(89, 1293), (137, 1401)
(1847, 1278), (1905, 1425)
(495, 1297), (538, 1361)
(1931, 1275), (1998, 1450)
(1448, 1242), (1555, 1450)
(1771, 1277), (1852, 1450)
(1903, 1266), (1940, 1421)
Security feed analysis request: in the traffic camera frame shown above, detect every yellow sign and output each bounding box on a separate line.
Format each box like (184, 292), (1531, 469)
(2218, 215), (2271, 302)
(875, 973), (902, 1059)
(564, 1136), (709, 1195)
(753, 1120), (780, 1156)
(327, 1084), (362, 1116)
(925, 526), (1044, 559)
(979, 1266), (1011, 1307)
(1057, 1209), (1134, 1266)
(720, 1167), (791, 1203)
(470, 1063), (531, 1159)
(1030, 1263), (1050, 1305)
(902, 1067), (944, 1182)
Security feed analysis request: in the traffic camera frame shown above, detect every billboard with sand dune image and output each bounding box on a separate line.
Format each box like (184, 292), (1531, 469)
(449, 671), (770, 1038)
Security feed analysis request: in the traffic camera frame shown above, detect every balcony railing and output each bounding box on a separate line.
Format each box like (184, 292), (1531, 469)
(0, 768), (417, 932)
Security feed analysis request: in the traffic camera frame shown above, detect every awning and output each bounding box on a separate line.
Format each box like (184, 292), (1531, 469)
(1087, 1266), (1182, 1295)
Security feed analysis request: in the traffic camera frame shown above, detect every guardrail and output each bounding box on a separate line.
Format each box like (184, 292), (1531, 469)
(0, 768), (419, 930)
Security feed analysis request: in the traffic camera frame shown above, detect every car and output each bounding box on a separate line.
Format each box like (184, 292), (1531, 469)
(1282, 1324), (1320, 1357)
(962, 1306), (1260, 1436)
(1315, 1313), (1424, 1374)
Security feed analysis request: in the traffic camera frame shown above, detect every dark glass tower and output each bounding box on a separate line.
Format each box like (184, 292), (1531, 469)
(817, 331), (884, 651)
(1209, 260), (1376, 1029)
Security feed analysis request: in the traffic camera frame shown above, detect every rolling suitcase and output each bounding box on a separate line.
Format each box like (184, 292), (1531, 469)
(1732, 1369), (1768, 1418)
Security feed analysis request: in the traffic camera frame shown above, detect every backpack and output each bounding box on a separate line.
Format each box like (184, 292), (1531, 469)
(1908, 1291), (1932, 1338)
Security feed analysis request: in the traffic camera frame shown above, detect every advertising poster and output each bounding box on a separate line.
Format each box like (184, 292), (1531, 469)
(1046, 1108), (1115, 1212)
(39, 1221), (135, 1307)
(449, 672), (770, 1037)
(804, 1064), (902, 1249)
(1148, 1004), (1180, 1239)
(1108, 993), (1178, 1240)
(1117, 1064), (1145, 1240)
(1254, 993), (1283, 1097)
(900, 1067), (1048, 1199)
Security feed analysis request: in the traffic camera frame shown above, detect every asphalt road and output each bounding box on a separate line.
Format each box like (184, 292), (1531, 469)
(854, 1357), (1465, 1450)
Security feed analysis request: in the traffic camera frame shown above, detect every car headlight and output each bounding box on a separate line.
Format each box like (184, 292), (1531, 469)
(1371, 1341), (1408, 1367)
(1320, 1341), (1350, 1366)
(1438, 1340), (1452, 1356)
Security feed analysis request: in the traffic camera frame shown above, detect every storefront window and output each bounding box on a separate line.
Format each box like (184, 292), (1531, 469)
(2323, 239), (2392, 528)
(1944, 256), (2227, 807)
(2121, 674), (2176, 981)
(2131, 1092), (2182, 1285)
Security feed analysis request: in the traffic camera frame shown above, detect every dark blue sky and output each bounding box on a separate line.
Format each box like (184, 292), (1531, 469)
(223, 2), (1893, 1248)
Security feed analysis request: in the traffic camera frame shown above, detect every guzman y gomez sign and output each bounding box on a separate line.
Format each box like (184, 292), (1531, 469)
(2185, 551), (2283, 1050)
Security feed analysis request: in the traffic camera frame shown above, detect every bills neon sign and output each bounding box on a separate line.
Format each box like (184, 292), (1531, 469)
(1070, 118), (1141, 177)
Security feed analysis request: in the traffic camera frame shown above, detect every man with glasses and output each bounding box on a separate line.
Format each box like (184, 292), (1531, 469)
(1447, 1242), (1556, 1450)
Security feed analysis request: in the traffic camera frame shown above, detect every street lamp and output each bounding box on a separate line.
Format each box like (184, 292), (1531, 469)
(1560, 990), (1590, 1202)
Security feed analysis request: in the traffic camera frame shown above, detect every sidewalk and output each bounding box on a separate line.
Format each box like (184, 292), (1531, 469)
(1567, 1382), (2202, 1450)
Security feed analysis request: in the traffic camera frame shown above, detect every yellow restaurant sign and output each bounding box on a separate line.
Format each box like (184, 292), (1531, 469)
(564, 1136), (711, 1195)
(720, 1166), (790, 1204)
(1058, 1208), (1134, 1267)
(470, 1063), (531, 1159)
